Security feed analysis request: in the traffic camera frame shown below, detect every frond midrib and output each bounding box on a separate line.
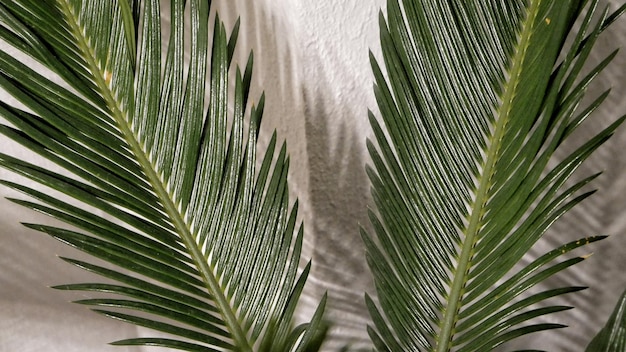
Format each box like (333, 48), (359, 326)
(436, 2), (542, 351)
(56, 1), (252, 350)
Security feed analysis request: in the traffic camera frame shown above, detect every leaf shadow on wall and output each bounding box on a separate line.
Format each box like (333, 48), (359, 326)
(218, 2), (376, 350)
(303, 83), (375, 349)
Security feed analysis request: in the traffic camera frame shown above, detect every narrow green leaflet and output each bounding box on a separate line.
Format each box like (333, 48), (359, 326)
(586, 289), (626, 352)
(365, 0), (626, 351)
(0, 1), (325, 351)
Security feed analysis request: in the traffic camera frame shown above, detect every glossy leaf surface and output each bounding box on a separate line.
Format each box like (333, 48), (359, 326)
(365, 1), (626, 351)
(0, 1), (325, 350)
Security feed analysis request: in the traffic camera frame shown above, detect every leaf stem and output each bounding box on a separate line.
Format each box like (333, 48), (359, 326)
(56, 1), (252, 350)
(435, 2), (542, 351)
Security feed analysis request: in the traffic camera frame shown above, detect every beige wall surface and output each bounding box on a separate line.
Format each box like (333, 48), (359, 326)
(0, 1), (625, 351)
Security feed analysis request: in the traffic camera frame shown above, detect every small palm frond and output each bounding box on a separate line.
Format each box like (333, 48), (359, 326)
(365, 0), (626, 351)
(0, 1), (325, 351)
(587, 288), (626, 352)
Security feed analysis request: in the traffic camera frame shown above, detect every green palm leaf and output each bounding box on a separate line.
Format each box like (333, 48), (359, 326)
(365, 0), (626, 351)
(0, 0), (325, 351)
(587, 288), (626, 352)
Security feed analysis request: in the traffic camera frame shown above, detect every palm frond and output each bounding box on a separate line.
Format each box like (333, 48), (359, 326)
(587, 288), (626, 352)
(0, 0), (325, 351)
(365, 0), (626, 351)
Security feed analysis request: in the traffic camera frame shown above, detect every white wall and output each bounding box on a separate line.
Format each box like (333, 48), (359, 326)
(1, 1), (625, 351)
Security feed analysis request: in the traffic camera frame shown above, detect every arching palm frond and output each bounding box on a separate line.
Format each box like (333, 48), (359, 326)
(365, 0), (626, 351)
(0, 1), (326, 351)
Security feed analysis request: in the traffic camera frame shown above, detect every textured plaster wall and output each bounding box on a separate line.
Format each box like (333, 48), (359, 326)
(1, 1), (626, 351)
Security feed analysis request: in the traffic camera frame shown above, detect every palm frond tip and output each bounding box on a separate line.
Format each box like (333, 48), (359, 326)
(0, 0), (325, 351)
(587, 288), (626, 352)
(365, 0), (625, 351)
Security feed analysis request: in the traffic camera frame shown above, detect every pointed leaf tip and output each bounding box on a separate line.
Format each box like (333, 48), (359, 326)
(587, 288), (626, 351)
